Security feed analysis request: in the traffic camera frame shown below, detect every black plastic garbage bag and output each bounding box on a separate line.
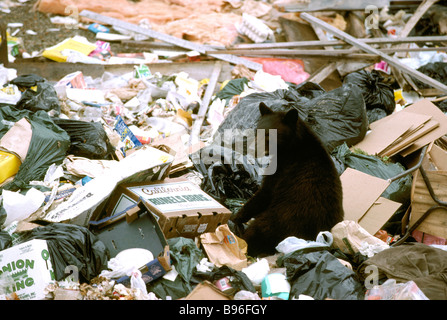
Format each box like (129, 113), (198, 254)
(146, 237), (204, 299)
(52, 118), (114, 159)
(343, 70), (396, 115)
(332, 143), (413, 204)
(414, 62), (447, 89)
(1, 110), (70, 191)
(215, 82), (368, 154)
(9, 74), (60, 115)
(18, 223), (109, 283)
(299, 83), (368, 152)
(215, 81), (324, 136)
(278, 248), (365, 300)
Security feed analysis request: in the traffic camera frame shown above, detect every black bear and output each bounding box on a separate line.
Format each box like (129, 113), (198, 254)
(232, 102), (344, 257)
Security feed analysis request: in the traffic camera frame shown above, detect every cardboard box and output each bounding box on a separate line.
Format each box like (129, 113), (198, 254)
(102, 177), (232, 238)
(184, 281), (232, 300)
(0, 239), (55, 300)
(90, 201), (171, 286)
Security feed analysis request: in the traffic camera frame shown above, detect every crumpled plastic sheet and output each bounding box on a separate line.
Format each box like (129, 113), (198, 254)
(278, 248), (366, 300)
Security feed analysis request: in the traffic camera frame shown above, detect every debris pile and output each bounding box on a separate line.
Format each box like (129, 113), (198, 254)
(0, 0), (446, 303)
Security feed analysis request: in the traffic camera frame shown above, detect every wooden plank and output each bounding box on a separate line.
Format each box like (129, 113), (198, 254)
(230, 36), (447, 50)
(189, 62), (222, 145)
(79, 10), (262, 71)
(206, 49), (378, 59)
(300, 12), (447, 93)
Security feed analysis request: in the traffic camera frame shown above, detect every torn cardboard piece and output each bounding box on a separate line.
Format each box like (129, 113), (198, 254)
(184, 280), (232, 300)
(340, 168), (401, 235)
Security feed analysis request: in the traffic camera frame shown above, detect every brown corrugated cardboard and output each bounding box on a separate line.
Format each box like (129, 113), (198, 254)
(340, 168), (401, 235)
(340, 168), (391, 222)
(101, 177), (232, 238)
(184, 281), (232, 300)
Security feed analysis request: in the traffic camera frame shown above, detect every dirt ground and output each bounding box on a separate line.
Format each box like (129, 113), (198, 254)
(0, 0), (128, 57)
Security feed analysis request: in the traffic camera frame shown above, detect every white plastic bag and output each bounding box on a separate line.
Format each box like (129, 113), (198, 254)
(242, 258), (270, 286)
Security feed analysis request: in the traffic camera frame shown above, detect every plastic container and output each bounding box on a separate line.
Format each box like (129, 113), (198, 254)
(0, 150), (21, 184)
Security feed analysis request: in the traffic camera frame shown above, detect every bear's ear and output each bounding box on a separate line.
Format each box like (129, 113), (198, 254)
(259, 102), (273, 116)
(283, 108), (298, 126)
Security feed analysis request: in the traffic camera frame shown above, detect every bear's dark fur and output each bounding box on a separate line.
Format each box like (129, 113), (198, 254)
(232, 102), (344, 257)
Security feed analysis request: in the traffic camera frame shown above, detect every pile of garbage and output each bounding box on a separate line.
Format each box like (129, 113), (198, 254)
(0, 0), (447, 302)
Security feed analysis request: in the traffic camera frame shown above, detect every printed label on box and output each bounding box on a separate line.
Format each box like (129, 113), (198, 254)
(128, 181), (222, 213)
(0, 239), (55, 300)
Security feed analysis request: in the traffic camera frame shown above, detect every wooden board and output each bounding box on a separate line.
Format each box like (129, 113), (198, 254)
(411, 169), (447, 239)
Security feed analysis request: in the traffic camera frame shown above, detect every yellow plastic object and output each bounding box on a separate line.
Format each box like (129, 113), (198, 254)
(0, 151), (21, 184)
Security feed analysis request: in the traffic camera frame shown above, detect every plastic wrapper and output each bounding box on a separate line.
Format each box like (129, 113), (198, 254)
(365, 279), (429, 300)
(52, 118), (115, 160)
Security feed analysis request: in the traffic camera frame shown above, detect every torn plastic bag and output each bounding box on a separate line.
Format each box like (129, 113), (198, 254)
(52, 118), (114, 160)
(414, 62), (447, 89)
(190, 144), (263, 201)
(9, 74), (61, 115)
(215, 82), (368, 153)
(333, 143), (412, 204)
(215, 77), (249, 103)
(17, 223), (109, 283)
(146, 237), (204, 300)
(277, 248), (365, 300)
(1, 110), (70, 191)
(343, 70), (396, 115)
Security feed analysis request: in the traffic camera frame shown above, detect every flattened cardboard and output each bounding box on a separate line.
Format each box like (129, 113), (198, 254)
(101, 177), (232, 238)
(354, 112), (431, 156)
(340, 168), (391, 222)
(362, 99), (447, 158)
(399, 99), (447, 157)
(358, 197), (402, 236)
(381, 119), (439, 157)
